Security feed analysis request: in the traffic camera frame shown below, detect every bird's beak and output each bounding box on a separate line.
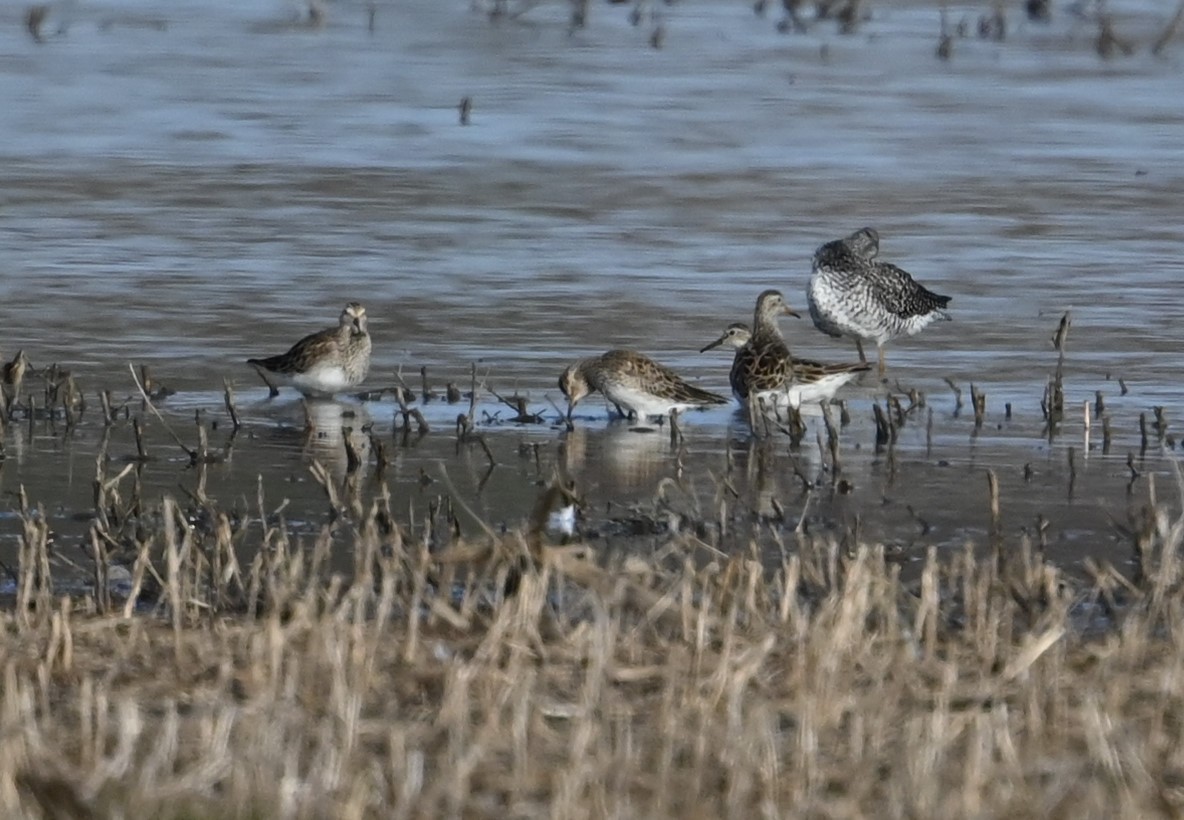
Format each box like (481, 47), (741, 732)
(784, 306), (801, 318)
(699, 335), (726, 353)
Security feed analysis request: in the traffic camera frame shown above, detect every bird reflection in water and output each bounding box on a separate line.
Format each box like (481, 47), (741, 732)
(560, 422), (676, 494)
(300, 398), (372, 481)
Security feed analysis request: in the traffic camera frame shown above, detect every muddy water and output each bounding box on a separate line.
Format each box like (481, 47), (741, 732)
(1, 0), (1182, 579)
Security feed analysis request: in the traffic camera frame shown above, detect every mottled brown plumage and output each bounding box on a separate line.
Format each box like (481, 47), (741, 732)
(700, 322), (870, 406)
(247, 303), (371, 398)
(559, 349), (727, 422)
(729, 290), (802, 401)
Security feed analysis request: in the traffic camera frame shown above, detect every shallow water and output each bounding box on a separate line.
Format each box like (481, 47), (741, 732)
(1, 0), (1182, 577)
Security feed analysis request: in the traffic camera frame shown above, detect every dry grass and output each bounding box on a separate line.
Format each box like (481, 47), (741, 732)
(4, 458), (1184, 819)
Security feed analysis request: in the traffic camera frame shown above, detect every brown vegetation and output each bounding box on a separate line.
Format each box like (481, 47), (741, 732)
(3, 450), (1184, 817)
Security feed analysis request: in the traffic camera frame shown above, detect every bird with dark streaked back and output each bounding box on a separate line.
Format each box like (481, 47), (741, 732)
(807, 227), (951, 377)
(728, 289), (802, 404)
(247, 302), (371, 398)
(559, 349), (728, 424)
(700, 321), (869, 408)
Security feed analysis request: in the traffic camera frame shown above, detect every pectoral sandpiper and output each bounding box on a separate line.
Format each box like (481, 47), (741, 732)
(247, 302), (372, 398)
(700, 322), (869, 408)
(807, 227), (951, 376)
(558, 350), (728, 423)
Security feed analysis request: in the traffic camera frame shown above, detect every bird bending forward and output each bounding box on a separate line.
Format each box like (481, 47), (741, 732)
(807, 227), (950, 376)
(559, 350), (727, 423)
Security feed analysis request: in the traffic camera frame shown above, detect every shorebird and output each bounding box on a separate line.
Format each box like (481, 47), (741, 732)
(558, 350), (728, 423)
(726, 290), (831, 420)
(700, 322), (869, 408)
(247, 302), (372, 398)
(807, 227), (951, 376)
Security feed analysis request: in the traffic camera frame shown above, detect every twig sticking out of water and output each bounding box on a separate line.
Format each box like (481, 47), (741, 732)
(970, 384), (986, 429)
(987, 468), (1002, 563)
(2, 350), (29, 413)
(1042, 311), (1070, 436)
(1095, 391), (1106, 419)
(1102, 415), (1112, 455)
(98, 390), (115, 427)
(943, 377), (963, 417)
(1067, 447), (1077, 498)
(1026, 0), (1051, 23)
(488, 385), (544, 424)
(1152, 0), (1184, 55)
(456, 414), (496, 468)
(129, 364), (197, 464)
(821, 403), (841, 478)
(25, 5), (48, 43)
(132, 418), (150, 462)
(368, 433), (388, 477)
(393, 382), (430, 436)
(223, 380), (241, 432)
(1051, 311), (1071, 354)
(977, 3), (1006, 40)
(872, 402), (892, 449)
(1153, 406), (1168, 442)
(936, 4), (953, 60)
(1139, 412), (1149, 457)
(421, 366), (437, 403)
(342, 428), (363, 474)
(1096, 9), (1135, 58)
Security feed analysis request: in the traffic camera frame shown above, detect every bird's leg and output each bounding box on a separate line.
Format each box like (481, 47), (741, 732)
(854, 339), (867, 363)
(251, 365), (281, 398)
(877, 345), (887, 379)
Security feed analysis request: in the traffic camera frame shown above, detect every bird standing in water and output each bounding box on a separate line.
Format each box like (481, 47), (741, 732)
(807, 227), (951, 377)
(558, 350), (728, 424)
(700, 321), (868, 408)
(247, 302), (371, 398)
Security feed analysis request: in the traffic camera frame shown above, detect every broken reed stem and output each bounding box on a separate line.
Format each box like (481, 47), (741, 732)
(821, 402), (841, 477)
(420, 366), (435, 402)
(223, 379), (241, 431)
(133, 418), (149, 461)
(469, 362), (479, 421)
(987, 468), (1002, 566)
(872, 402), (891, 448)
(943, 377), (963, 415)
(970, 384), (985, 428)
(343, 428), (363, 474)
(1152, 0), (1184, 55)
(129, 364), (196, 463)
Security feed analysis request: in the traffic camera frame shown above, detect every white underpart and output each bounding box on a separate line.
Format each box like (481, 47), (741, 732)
(746, 370), (862, 411)
(601, 382), (695, 419)
(547, 505), (578, 536)
(809, 272), (947, 346)
(290, 364), (353, 397)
